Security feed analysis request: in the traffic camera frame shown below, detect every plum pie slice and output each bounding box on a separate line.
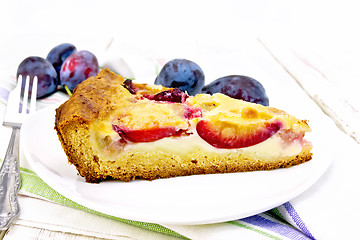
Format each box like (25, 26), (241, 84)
(55, 69), (312, 183)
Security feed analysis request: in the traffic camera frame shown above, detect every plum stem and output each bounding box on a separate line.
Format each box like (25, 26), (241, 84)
(64, 84), (72, 97)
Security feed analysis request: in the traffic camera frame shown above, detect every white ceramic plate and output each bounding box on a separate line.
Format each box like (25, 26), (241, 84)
(21, 105), (333, 225)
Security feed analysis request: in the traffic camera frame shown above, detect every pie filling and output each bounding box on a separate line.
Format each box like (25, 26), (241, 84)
(88, 89), (311, 161)
(89, 117), (310, 161)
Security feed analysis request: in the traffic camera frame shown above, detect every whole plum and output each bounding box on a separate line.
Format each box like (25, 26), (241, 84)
(46, 43), (77, 80)
(201, 75), (269, 106)
(155, 59), (205, 95)
(60, 50), (99, 91)
(16, 56), (58, 98)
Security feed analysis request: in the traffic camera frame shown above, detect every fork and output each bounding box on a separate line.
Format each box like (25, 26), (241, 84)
(0, 75), (37, 230)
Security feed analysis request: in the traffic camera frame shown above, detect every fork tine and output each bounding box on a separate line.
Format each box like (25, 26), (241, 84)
(14, 75), (23, 97)
(21, 75), (30, 114)
(29, 76), (38, 113)
(13, 75), (23, 113)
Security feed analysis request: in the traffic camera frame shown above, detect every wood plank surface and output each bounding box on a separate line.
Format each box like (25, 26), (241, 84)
(2, 36), (359, 239)
(259, 37), (360, 143)
(2, 0), (360, 239)
(3, 36), (357, 240)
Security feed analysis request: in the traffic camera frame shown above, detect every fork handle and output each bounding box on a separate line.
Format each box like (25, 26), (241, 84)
(0, 127), (21, 230)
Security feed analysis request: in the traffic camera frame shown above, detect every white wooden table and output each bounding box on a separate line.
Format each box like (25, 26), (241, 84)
(1, 1), (359, 239)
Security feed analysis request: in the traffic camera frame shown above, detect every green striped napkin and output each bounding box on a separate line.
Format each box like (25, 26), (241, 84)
(17, 161), (188, 239)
